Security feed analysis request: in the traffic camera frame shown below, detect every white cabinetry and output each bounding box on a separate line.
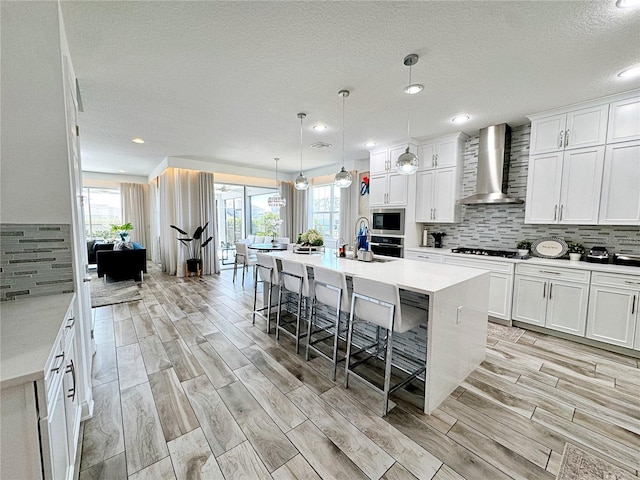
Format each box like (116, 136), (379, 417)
(369, 144), (415, 207)
(586, 272), (640, 349)
(525, 146), (605, 224)
(598, 140), (640, 225)
(607, 96), (640, 144)
(405, 250), (443, 263)
(512, 264), (590, 336)
(443, 256), (515, 321)
(529, 105), (608, 155)
(415, 132), (467, 223)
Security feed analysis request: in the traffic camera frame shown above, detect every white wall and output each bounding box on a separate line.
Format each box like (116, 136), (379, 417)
(1, 1), (72, 223)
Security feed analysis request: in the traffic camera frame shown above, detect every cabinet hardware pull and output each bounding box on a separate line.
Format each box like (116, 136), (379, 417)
(543, 283), (546, 298)
(549, 283), (553, 299)
(51, 352), (65, 373)
(632, 295), (636, 315)
(435, 154), (438, 167)
(559, 131), (564, 149)
(624, 280), (640, 285)
(66, 317), (75, 329)
(564, 129), (570, 147)
(553, 205), (558, 221)
(66, 359), (76, 402)
(559, 205), (564, 221)
(539, 270), (561, 275)
(432, 155), (435, 168)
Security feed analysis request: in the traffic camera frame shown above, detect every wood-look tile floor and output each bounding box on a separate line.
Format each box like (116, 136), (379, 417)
(79, 267), (640, 480)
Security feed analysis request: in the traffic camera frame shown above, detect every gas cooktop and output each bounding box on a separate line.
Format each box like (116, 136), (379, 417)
(450, 247), (519, 258)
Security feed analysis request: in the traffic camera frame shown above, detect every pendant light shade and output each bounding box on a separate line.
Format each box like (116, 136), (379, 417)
(294, 112), (309, 191)
(334, 89), (352, 189)
(396, 54), (421, 175)
(268, 158), (286, 207)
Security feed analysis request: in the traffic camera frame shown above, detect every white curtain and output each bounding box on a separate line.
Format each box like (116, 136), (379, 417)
(149, 178), (161, 263)
(339, 170), (359, 246)
(280, 181), (294, 241)
(121, 182), (150, 258)
(158, 168), (218, 277)
(199, 172), (219, 275)
(292, 185), (308, 241)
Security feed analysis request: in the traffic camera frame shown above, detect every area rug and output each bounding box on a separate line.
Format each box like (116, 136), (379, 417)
(90, 274), (142, 308)
(556, 444), (636, 480)
(486, 322), (525, 343)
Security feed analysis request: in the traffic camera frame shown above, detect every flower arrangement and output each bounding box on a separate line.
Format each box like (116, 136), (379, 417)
(111, 222), (133, 241)
(516, 240), (532, 250)
(263, 216), (284, 239)
(298, 229), (324, 246)
(567, 242), (585, 254)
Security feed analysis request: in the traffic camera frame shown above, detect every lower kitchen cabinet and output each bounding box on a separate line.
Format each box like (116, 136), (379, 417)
(405, 250), (443, 263)
(512, 264), (590, 336)
(586, 272), (640, 349)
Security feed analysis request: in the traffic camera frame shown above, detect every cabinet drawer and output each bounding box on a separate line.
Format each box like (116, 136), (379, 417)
(405, 251), (442, 263)
(443, 256), (514, 274)
(516, 263), (591, 283)
(591, 271), (640, 288)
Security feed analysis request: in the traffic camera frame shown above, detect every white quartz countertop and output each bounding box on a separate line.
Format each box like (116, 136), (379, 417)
(1, 293), (75, 388)
(406, 246), (640, 276)
(270, 250), (488, 295)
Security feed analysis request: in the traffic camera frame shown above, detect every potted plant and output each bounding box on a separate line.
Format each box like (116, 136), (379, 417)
(170, 222), (214, 273)
(567, 242), (585, 261)
(262, 214), (284, 246)
(111, 222), (133, 241)
(516, 240), (531, 257)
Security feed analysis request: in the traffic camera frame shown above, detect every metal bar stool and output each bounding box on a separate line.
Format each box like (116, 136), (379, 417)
(345, 276), (426, 416)
(306, 265), (350, 381)
(252, 253), (280, 333)
(276, 258), (312, 354)
(233, 241), (256, 285)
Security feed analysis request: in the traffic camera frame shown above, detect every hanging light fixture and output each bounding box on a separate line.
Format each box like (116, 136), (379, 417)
(268, 157), (286, 207)
(294, 113), (309, 191)
(396, 53), (421, 175)
(334, 89), (353, 188)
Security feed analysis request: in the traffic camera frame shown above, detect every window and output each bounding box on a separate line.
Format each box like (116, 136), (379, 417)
(224, 197), (243, 245)
(249, 190), (280, 235)
(83, 187), (122, 240)
(309, 184), (340, 240)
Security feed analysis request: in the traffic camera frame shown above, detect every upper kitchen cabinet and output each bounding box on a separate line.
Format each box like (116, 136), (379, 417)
(369, 143), (416, 207)
(607, 96), (640, 144)
(598, 140), (640, 225)
(525, 146), (605, 224)
(529, 105), (608, 155)
(417, 133), (465, 171)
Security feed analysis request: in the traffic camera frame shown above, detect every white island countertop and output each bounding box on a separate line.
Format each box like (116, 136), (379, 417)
(1, 293), (75, 389)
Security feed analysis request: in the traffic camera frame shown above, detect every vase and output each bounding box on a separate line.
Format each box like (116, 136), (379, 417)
(271, 238), (278, 246)
(517, 249), (529, 257)
(569, 253), (581, 261)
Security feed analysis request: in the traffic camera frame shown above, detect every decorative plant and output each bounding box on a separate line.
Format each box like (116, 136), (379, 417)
(567, 242), (585, 254)
(111, 222), (133, 241)
(262, 215), (283, 239)
(516, 240), (532, 250)
(170, 222), (214, 261)
(298, 228), (324, 246)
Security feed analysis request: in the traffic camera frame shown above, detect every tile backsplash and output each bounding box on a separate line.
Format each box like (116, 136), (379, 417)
(423, 124), (639, 254)
(1, 224), (74, 301)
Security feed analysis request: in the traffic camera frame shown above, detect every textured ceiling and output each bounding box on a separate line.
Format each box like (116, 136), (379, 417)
(59, 1), (640, 178)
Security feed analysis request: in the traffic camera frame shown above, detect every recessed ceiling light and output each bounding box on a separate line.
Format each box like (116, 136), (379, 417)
(313, 124), (328, 131)
(118, 170), (125, 173)
(404, 84), (424, 95)
(131, 137), (145, 144)
(618, 66), (640, 78)
(616, 0), (640, 7)
(364, 141), (377, 147)
(451, 115), (470, 124)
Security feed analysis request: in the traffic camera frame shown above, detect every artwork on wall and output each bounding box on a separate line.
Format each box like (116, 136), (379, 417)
(358, 171), (369, 217)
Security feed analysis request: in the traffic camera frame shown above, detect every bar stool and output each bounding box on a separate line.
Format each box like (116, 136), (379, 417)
(345, 276), (426, 416)
(252, 253), (280, 333)
(233, 242), (256, 286)
(276, 258), (312, 354)
(306, 265), (350, 381)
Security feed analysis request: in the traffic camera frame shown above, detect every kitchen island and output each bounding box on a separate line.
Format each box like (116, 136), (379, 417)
(269, 250), (490, 414)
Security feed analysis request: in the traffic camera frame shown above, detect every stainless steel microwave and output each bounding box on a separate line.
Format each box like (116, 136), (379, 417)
(371, 209), (405, 235)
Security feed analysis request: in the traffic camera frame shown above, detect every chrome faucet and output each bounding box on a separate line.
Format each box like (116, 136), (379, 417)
(354, 216), (370, 251)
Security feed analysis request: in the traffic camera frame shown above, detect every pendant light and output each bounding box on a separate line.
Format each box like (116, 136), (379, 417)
(294, 113), (309, 190)
(396, 53), (422, 175)
(267, 158), (286, 207)
(334, 89), (353, 188)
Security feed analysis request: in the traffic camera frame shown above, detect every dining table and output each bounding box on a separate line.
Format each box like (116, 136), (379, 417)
(248, 243), (289, 252)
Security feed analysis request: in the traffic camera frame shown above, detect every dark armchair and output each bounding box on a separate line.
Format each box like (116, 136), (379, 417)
(96, 247), (147, 281)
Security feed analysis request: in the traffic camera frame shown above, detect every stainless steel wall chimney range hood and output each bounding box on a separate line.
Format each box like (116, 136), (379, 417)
(457, 123), (523, 205)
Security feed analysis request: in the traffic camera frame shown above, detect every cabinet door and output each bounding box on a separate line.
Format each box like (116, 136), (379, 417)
(417, 142), (436, 171)
(415, 171), (435, 222)
(512, 275), (547, 326)
(488, 272), (513, 320)
(405, 251), (443, 263)
(369, 174), (388, 207)
(545, 280), (589, 336)
(386, 172), (408, 206)
(558, 146), (605, 224)
(586, 285), (637, 348)
(524, 152), (563, 224)
(369, 150), (388, 176)
(389, 145), (411, 174)
(599, 141), (640, 225)
(64, 336), (81, 469)
(607, 96), (640, 144)
(565, 105), (609, 150)
(435, 138), (457, 168)
(41, 372), (70, 480)
(530, 114), (566, 154)
(433, 167), (457, 222)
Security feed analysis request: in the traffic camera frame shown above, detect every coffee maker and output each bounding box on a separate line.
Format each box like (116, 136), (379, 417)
(586, 246), (609, 264)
